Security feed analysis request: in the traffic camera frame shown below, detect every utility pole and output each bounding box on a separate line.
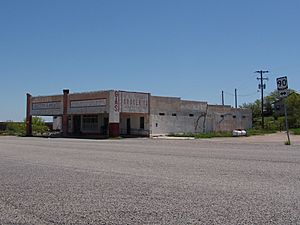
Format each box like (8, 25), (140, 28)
(256, 70), (269, 129)
(221, 90), (224, 105)
(235, 88), (238, 108)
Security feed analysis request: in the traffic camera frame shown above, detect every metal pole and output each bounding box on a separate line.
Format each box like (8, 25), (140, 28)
(222, 91), (224, 106)
(256, 70), (268, 129)
(260, 71), (264, 129)
(284, 98), (291, 145)
(235, 88), (238, 108)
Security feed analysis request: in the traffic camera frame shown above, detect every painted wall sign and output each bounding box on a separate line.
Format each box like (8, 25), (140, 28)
(70, 99), (107, 108)
(31, 101), (62, 116)
(32, 101), (62, 110)
(109, 90), (120, 123)
(121, 92), (149, 113)
(114, 91), (120, 112)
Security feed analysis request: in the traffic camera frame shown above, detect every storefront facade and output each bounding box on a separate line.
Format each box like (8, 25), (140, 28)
(26, 90), (150, 137)
(26, 89), (252, 137)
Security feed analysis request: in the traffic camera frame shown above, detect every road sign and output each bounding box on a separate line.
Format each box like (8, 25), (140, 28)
(279, 90), (288, 98)
(277, 76), (288, 98)
(276, 76), (291, 144)
(277, 76), (288, 91)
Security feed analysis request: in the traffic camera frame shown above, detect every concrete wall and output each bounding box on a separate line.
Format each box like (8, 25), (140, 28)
(206, 105), (252, 132)
(150, 96), (209, 135)
(150, 96), (252, 136)
(53, 116), (62, 130)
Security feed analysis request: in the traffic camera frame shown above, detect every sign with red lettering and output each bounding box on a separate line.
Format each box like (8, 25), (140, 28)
(109, 90), (120, 123)
(114, 91), (120, 112)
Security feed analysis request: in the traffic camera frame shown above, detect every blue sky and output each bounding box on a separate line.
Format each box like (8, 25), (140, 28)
(1, 0), (299, 121)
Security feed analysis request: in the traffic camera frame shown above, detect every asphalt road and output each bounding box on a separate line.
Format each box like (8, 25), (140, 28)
(0, 136), (300, 225)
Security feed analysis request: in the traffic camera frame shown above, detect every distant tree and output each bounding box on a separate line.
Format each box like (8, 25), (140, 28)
(6, 121), (25, 136)
(241, 89), (300, 129)
(5, 117), (49, 136)
(286, 92), (300, 128)
(264, 95), (274, 116)
(241, 99), (261, 119)
(268, 89), (296, 101)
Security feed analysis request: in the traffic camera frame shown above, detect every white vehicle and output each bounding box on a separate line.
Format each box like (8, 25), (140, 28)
(232, 129), (247, 137)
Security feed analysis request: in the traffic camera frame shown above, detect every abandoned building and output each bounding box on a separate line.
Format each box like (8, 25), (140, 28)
(25, 89), (252, 137)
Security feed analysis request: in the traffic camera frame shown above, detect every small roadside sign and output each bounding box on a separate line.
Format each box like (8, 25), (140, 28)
(277, 76), (288, 90)
(276, 76), (291, 145)
(279, 90), (288, 98)
(277, 76), (288, 98)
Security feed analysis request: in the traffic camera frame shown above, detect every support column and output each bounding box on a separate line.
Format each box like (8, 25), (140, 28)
(109, 123), (120, 137)
(108, 90), (120, 137)
(62, 89), (69, 137)
(26, 93), (32, 136)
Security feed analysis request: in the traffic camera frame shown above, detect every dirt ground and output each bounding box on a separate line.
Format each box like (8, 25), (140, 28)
(0, 135), (300, 224)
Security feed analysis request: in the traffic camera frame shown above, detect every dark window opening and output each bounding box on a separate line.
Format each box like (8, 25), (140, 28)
(189, 114), (194, 117)
(242, 115), (246, 119)
(82, 115), (98, 130)
(159, 113), (165, 116)
(140, 117), (145, 129)
(220, 115), (224, 118)
(172, 113), (177, 116)
(233, 115), (236, 118)
(156, 123), (158, 127)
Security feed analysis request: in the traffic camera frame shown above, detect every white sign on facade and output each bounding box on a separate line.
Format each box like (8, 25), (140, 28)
(120, 92), (149, 113)
(32, 101), (62, 110)
(277, 76), (288, 98)
(31, 101), (63, 116)
(109, 90), (120, 123)
(70, 99), (107, 108)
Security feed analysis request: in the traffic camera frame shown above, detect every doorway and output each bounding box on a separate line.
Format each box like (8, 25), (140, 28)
(126, 118), (131, 135)
(73, 115), (81, 134)
(103, 117), (109, 135)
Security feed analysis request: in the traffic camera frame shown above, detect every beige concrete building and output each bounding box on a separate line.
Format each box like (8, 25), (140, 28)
(26, 89), (252, 137)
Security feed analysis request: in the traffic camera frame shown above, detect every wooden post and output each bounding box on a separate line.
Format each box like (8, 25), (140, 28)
(62, 89), (69, 137)
(26, 93), (32, 136)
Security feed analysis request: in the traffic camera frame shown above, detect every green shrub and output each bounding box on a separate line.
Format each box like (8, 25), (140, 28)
(291, 128), (300, 135)
(4, 117), (49, 136)
(31, 117), (49, 135)
(246, 128), (276, 136)
(6, 122), (26, 136)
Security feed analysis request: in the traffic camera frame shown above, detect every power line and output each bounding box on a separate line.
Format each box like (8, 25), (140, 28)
(237, 91), (259, 97)
(223, 91), (258, 97)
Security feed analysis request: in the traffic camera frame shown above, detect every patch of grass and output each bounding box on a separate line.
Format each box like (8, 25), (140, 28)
(169, 129), (279, 139)
(291, 128), (300, 135)
(169, 131), (232, 139)
(246, 129), (277, 136)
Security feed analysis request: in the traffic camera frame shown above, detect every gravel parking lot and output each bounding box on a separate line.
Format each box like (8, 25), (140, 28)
(0, 134), (300, 225)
